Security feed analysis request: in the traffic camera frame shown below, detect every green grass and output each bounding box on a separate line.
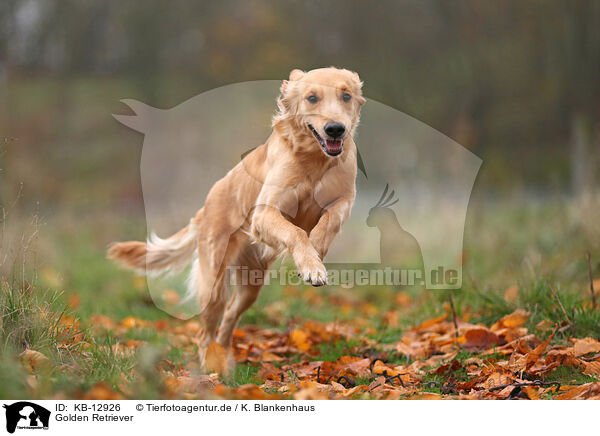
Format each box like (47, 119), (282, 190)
(0, 273), (161, 398)
(81, 336), (137, 390)
(0, 276), (73, 398)
(0, 196), (599, 399)
(458, 280), (600, 339)
(544, 366), (597, 386)
(314, 339), (361, 362)
(123, 326), (161, 342)
(224, 363), (261, 387)
(0, 278), (71, 355)
(164, 346), (186, 366)
(0, 353), (30, 399)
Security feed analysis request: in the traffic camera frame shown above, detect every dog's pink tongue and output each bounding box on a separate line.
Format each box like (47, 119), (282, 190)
(326, 139), (342, 151)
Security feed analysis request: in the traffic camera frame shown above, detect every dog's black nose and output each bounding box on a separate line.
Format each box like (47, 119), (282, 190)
(324, 122), (346, 138)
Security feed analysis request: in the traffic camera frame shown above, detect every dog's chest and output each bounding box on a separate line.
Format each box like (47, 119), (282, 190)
(290, 180), (332, 231)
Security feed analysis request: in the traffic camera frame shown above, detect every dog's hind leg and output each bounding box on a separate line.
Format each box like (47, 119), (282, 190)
(194, 231), (244, 368)
(195, 273), (227, 368)
(217, 280), (263, 350)
(216, 245), (274, 367)
(197, 307), (225, 368)
(216, 282), (261, 367)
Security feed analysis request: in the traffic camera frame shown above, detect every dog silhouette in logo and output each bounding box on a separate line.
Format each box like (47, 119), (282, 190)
(366, 184), (424, 283)
(3, 402), (50, 433)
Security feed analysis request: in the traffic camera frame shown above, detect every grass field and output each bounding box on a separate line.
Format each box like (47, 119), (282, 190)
(1, 195), (599, 400)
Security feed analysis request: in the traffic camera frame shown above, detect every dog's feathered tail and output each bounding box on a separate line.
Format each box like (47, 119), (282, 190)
(107, 220), (198, 275)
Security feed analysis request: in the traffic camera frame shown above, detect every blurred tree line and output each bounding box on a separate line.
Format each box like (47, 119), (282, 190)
(0, 0), (598, 197)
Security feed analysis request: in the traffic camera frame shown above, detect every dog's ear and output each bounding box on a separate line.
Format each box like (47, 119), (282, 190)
(280, 69), (305, 96)
(277, 69), (305, 118)
(349, 71), (366, 106)
(279, 80), (290, 96)
(356, 93), (366, 107)
(349, 71), (363, 89)
(289, 69), (305, 81)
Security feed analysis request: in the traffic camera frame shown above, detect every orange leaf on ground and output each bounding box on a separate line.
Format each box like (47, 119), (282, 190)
(90, 314), (115, 329)
(372, 361), (401, 377)
(412, 392), (442, 400)
(480, 369), (515, 388)
(164, 374), (220, 395)
(462, 328), (500, 351)
(204, 341), (229, 374)
(582, 361), (600, 376)
(384, 310), (399, 328)
(119, 316), (149, 329)
(556, 382), (600, 400)
(289, 330), (310, 351)
(492, 309), (530, 330)
(153, 319), (169, 330)
(525, 325), (557, 370)
(395, 292), (412, 307)
(573, 338), (600, 357)
(19, 349), (50, 372)
(522, 386), (540, 400)
(124, 339), (144, 348)
(433, 359), (461, 375)
(262, 352), (284, 362)
(67, 294), (80, 309)
(414, 315), (447, 331)
(544, 348), (581, 368)
(233, 329), (246, 339)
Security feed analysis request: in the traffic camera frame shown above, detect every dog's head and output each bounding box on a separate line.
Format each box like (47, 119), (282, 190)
(274, 67), (365, 157)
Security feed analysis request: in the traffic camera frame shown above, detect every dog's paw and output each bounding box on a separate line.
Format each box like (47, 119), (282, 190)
(295, 254), (328, 286)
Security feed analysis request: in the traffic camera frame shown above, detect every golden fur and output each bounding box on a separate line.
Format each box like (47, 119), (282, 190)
(108, 67), (365, 367)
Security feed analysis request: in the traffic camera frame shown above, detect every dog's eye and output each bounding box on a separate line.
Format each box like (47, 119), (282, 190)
(306, 94), (319, 104)
(342, 92), (352, 102)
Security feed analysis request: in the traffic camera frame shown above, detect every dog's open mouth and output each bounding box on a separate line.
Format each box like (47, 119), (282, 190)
(308, 124), (343, 156)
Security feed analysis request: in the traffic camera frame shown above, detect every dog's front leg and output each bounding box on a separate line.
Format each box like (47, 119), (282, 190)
(252, 205), (328, 286)
(309, 197), (354, 260)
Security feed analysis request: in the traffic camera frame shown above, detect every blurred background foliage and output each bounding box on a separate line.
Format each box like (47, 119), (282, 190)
(1, 0), (599, 201)
(0, 0), (598, 308)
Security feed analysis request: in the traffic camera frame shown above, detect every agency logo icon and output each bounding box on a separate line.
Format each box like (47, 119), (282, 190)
(2, 402), (50, 433)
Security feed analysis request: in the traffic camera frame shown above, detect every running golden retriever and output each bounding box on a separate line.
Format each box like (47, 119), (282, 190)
(108, 67), (365, 367)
